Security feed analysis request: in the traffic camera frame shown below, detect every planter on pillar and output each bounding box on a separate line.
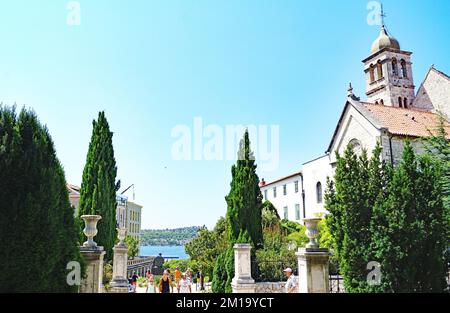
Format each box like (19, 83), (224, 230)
(79, 215), (106, 293)
(231, 244), (255, 293)
(296, 218), (330, 293)
(109, 227), (129, 293)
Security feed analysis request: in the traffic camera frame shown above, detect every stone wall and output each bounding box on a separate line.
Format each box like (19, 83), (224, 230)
(414, 67), (450, 116)
(254, 282), (286, 293)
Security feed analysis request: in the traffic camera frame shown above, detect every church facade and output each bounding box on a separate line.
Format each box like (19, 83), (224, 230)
(261, 23), (450, 220)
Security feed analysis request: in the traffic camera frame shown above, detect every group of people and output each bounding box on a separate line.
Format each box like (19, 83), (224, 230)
(129, 267), (194, 293)
(129, 266), (297, 293)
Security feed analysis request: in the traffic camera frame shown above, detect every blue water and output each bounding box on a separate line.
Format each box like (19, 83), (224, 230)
(140, 245), (188, 260)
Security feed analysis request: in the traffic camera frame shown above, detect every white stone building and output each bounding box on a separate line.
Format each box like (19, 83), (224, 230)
(263, 23), (450, 220)
(259, 172), (304, 221)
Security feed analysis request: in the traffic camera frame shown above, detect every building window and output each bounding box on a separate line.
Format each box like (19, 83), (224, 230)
(283, 184), (287, 196)
(398, 97), (403, 108)
(273, 187), (277, 198)
(404, 98), (408, 109)
(401, 59), (407, 78)
(316, 182), (323, 204)
(392, 58), (398, 76)
(295, 204), (300, 220)
(369, 64), (375, 83)
(377, 60), (383, 80)
(349, 139), (362, 156)
(283, 207), (288, 220)
(264, 189), (268, 200)
(294, 181), (299, 193)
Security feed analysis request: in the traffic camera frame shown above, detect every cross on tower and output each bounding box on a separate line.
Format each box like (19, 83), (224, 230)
(380, 4), (387, 27)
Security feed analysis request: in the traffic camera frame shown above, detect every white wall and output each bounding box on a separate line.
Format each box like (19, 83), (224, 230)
(302, 155), (332, 217)
(260, 174), (303, 222)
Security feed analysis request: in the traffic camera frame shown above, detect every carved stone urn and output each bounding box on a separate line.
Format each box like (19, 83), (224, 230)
(117, 227), (127, 247)
(81, 215), (102, 247)
(303, 217), (321, 249)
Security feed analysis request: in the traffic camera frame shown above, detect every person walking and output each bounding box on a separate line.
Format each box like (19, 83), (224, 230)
(174, 267), (182, 293)
(178, 273), (191, 293)
(283, 268), (298, 293)
(131, 271), (139, 293)
(146, 275), (157, 293)
(159, 270), (172, 293)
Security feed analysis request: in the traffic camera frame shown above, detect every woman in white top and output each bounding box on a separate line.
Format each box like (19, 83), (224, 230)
(178, 273), (191, 293)
(146, 275), (157, 293)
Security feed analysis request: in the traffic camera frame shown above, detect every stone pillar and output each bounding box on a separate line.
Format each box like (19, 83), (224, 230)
(109, 227), (129, 293)
(79, 215), (105, 293)
(296, 248), (329, 293)
(231, 244), (255, 293)
(295, 218), (330, 293)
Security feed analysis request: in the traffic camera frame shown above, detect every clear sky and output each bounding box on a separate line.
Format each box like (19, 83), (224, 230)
(1, 0), (449, 229)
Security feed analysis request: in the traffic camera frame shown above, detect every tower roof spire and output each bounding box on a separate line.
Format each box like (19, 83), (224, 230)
(380, 3), (387, 27)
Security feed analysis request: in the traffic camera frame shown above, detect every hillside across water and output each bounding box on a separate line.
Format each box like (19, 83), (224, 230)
(140, 226), (201, 246)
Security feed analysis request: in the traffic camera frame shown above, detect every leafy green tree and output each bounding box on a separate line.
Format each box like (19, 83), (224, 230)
(77, 111), (118, 260)
(185, 220), (227, 278)
(0, 106), (82, 292)
(125, 235), (139, 258)
(212, 130), (264, 292)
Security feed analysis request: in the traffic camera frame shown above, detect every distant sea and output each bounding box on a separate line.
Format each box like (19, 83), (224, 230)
(140, 245), (188, 260)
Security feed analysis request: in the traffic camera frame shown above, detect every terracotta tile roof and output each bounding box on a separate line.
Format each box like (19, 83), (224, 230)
(360, 103), (450, 138)
(67, 184), (81, 195)
(260, 171), (302, 188)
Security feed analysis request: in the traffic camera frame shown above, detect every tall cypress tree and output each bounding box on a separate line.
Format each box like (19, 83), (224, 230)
(0, 106), (82, 292)
(226, 129), (263, 247)
(326, 142), (389, 292)
(212, 129), (263, 293)
(77, 111), (117, 260)
(373, 142), (447, 292)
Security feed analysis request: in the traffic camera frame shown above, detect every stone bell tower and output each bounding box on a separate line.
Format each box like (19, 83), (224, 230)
(362, 20), (415, 108)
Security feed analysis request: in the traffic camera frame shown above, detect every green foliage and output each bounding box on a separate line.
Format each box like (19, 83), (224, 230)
(326, 140), (448, 293)
(371, 143), (448, 292)
(212, 130), (263, 292)
(225, 130), (264, 247)
(77, 111), (118, 260)
(0, 106), (83, 292)
(256, 227), (297, 282)
(141, 226), (201, 246)
(125, 235), (139, 258)
(185, 219), (227, 278)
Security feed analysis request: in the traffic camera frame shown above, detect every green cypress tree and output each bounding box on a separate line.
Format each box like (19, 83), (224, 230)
(325, 142), (388, 292)
(212, 129), (263, 293)
(0, 106), (82, 292)
(77, 111), (118, 260)
(374, 142), (447, 292)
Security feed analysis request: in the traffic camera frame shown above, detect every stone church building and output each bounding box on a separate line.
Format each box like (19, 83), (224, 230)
(261, 23), (450, 220)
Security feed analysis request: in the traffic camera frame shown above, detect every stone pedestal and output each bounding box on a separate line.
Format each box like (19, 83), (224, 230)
(296, 248), (330, 293)
(109, 244), (129, 293)
(80, 246), (106, 293)
(231, 244), (255, 293)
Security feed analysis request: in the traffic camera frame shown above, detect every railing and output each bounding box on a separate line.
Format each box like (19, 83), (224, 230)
(329, 274), (345, 293)
(252, 260), (297, 283)
(127, 256), (155, 277)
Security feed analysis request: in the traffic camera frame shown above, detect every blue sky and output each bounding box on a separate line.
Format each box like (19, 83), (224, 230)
(1, 0), (449, 229)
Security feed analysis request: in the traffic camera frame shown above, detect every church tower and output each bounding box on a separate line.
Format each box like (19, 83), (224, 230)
(362, 22), (415, 108)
